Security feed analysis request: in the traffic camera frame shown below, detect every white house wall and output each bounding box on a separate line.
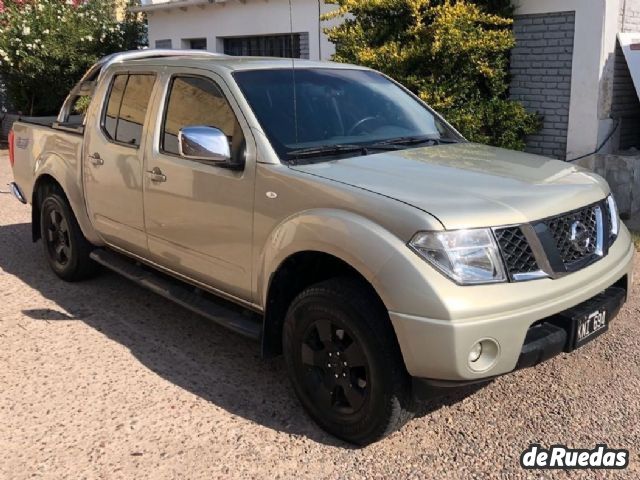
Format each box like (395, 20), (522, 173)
(144, 0), (336, 61)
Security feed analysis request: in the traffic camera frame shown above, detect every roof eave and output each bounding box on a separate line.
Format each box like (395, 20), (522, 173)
(130, 0), (222, 13)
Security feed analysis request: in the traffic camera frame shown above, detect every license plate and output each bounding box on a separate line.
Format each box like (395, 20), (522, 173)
(575, 309), (608, 348)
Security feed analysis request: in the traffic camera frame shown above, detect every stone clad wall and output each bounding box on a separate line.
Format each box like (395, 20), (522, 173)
(510, 12), (576, 159)
(577, 154), (640, 216)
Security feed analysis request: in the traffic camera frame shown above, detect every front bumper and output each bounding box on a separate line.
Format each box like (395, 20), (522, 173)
(412, 284), (627, 398)
(389, 229), (635, 381)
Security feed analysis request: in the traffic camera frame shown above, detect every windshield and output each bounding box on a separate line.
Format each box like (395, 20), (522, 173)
(233, 68), (462, 162)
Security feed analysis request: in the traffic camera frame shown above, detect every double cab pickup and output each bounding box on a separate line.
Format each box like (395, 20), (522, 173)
(8, 50), (634, 444)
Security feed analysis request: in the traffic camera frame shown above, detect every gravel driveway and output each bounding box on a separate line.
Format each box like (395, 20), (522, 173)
(1, 151), (638, 479)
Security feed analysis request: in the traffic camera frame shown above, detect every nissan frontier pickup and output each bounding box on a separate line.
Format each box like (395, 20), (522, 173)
(8, 50), (634, 445)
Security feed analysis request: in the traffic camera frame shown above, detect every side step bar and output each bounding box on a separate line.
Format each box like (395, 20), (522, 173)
(90, 249), (262, 340)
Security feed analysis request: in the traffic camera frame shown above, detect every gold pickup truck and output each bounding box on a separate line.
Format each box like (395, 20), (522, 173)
(8, 50), (634, 445)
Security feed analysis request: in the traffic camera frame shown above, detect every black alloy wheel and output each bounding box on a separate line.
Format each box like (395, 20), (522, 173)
(43, 206), (72, 269)
(298, 317), (370, 418)
(283, 278), (415, 445)
(39, 187), (97, 281)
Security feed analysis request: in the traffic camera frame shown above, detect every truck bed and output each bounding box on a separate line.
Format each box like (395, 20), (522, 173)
(16, 114), (84, 134)
(10, 120), (85, 207)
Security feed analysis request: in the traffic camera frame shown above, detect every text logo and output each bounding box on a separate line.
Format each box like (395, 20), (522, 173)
(520, 444), (629, 470)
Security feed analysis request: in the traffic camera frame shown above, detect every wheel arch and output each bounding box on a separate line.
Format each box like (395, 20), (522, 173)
(261, 250), (388, 358)
(258, 209), (413, 358)
(31, 170), (102, 246)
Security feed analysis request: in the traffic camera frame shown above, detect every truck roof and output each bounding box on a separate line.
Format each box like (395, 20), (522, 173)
(121, 55), (367, 72)
(91, 48), (365, 73)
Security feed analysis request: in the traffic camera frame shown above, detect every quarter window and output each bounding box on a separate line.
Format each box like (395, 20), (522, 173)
(102, 73), (156, 147)
(161, 76), (244, 162)
(104, 75), (127, 140)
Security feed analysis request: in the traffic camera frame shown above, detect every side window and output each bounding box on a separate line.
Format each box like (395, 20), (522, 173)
(102, 73), (156, 147)
(161, 76), (243, 160)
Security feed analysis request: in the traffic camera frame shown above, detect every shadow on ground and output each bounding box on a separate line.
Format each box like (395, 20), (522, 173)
(0, 222), (483, 447)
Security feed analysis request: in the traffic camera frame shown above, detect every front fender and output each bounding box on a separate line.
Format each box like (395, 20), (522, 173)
(257, 208), (448, 316)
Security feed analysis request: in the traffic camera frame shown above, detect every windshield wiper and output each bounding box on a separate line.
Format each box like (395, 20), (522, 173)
(372, 135), (459, 147)
(287, 144), (369, 159)
(286, 138), (448, 161)
(288, 142), (409, 160)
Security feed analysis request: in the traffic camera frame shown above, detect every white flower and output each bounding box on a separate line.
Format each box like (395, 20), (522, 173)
(42, 29), (50, 35)
(22, 26), (31, 36)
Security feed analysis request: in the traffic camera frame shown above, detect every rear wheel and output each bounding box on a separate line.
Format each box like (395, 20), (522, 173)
(40, 188), (97, 281)
(283, 278), (415, 445)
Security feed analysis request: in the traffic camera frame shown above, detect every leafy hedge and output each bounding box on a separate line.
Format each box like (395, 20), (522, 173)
(0, 0), (146, 116)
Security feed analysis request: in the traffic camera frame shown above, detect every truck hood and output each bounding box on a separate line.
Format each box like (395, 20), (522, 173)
(289, 143), (609, 230)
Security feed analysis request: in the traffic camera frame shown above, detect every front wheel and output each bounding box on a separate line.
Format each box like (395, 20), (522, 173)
(283, 278), (415, 445)
(40, 188), (98, 281)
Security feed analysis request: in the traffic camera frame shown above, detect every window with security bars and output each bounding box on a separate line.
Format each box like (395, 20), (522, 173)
(155, 39), (172, 49)
(182, 38), (207, 50)
(223, 34), (302, 58)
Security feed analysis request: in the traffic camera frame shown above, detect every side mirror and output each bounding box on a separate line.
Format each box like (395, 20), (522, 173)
(178, 126), (231, 164)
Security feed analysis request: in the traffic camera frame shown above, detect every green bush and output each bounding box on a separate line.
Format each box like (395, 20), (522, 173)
(324, 0), (540, 150)
(0, 0), (146, 116)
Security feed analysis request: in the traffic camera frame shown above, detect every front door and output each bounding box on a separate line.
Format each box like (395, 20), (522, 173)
(142, 72), (255, 302)
(84, 70), (157, 256)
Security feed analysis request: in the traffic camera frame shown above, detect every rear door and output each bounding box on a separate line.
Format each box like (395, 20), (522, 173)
(83, 68), (158, 256)
(142, 69), (256, 302)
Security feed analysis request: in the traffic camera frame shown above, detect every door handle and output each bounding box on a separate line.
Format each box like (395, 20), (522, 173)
(88, 152), (104, 166)
(146, 167), (167, 183)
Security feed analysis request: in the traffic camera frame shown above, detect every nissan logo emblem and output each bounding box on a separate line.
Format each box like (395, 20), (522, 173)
(570, 221), (591, 254)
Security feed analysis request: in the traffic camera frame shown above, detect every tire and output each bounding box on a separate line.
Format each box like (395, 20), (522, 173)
(40, 187), (98, 281)
(283, 277), (415, 445)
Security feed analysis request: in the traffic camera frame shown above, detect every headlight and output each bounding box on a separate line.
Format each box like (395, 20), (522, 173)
(409, 229), (507, 285)
(606, 194), (619, 237)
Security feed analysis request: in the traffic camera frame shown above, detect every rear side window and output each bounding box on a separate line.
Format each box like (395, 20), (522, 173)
(102, 73), (156, 147)
(161, 76), (242, 157)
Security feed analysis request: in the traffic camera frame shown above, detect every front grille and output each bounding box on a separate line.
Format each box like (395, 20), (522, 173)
(492, 201), (606, 282)
(495, 226), (539, 277)
(545, 205), (600, 266)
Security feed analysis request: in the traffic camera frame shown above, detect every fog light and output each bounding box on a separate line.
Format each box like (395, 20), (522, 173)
(468, 342), (482, 363)
(467, 338), (500, 372)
